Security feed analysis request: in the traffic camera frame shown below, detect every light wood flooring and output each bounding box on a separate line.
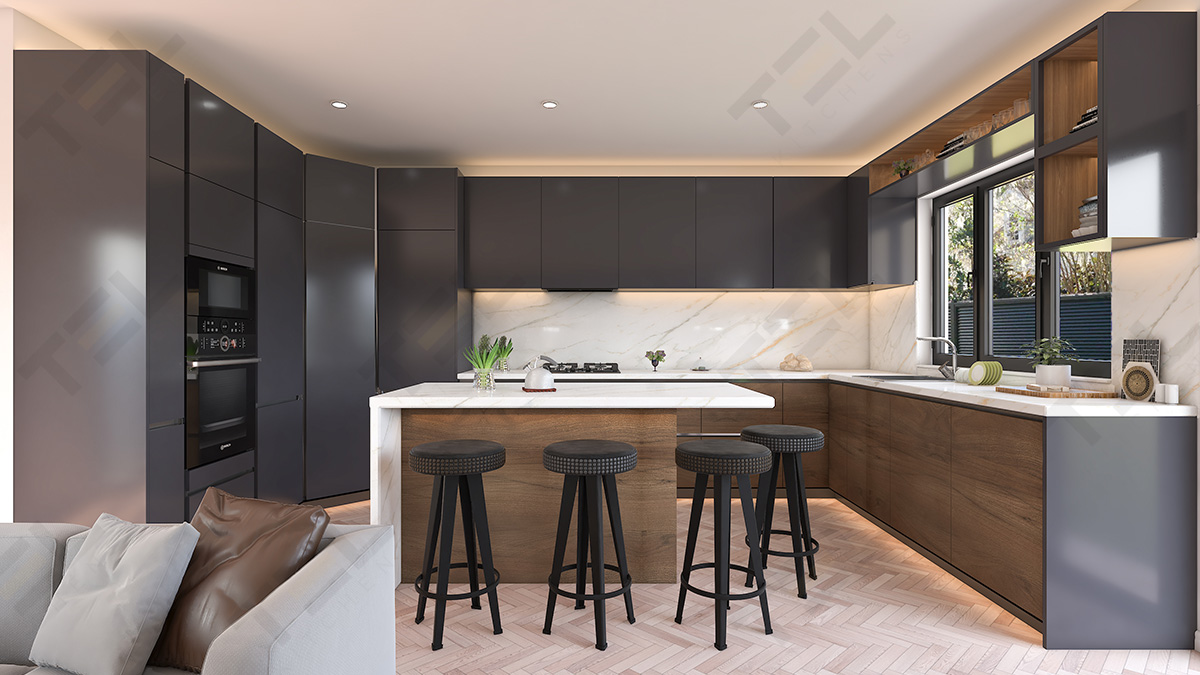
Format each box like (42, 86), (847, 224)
(327, 498), (1200, 675)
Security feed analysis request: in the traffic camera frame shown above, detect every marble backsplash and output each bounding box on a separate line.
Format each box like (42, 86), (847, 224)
(473, 291), (870, 371)
(868, 285), (918, 374)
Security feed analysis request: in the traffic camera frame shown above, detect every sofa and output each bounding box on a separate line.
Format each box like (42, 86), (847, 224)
(0, 522), (396, 675)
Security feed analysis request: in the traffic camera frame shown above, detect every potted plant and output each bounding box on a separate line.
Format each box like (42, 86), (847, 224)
(1024, 337), (1076, 387)
(464, 335), (502, 391)
(495, 336), (515, 372)
(892, 158), (915, 178)
(645, 349), (667, 372)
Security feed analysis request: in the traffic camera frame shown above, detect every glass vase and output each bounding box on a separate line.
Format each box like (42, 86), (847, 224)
(497, 357), (509, 372)
(473, 367), (496, 392)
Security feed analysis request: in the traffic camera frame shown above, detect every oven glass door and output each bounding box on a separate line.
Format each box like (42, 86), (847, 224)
(186, 361), (256, 469)
(187, 257), (253, 320)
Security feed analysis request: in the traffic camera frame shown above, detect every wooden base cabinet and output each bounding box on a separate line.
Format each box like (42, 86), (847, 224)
(888, 395), (952, 561)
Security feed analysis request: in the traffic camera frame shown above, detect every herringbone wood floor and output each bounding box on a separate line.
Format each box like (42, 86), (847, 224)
(328, 498), (1200, 675)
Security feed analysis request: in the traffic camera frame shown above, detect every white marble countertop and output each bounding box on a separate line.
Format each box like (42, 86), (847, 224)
(456, 368), (888, 381)
(828, 374), (1197, 418)
(370, 381), (777, 409)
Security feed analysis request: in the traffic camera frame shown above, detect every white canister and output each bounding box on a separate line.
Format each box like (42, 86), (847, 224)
(1155, 383), (1179, 404)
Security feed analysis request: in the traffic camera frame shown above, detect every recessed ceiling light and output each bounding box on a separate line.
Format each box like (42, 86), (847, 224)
(751, 100), (769, 110)
(330, 100), (348, 109)
(541, 100), (559, 109)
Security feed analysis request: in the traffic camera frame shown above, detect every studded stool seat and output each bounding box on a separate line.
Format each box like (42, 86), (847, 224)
(675, 439), (772, 476)
(543, 439), (637, 476)
(741, 424), (825, 454)
(410, 439), (506, 476)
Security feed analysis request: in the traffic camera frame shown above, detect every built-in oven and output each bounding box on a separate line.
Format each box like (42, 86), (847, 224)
(186, 256), (258, 470)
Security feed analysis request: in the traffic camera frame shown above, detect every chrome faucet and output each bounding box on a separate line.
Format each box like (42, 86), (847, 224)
(917, 337), (958, 380)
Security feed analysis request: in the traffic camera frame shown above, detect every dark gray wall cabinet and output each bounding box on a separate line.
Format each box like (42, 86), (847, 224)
(696, 177), (773, 288)
(464, 177), (541, 289)
(148, 56), (185, 171)
(187, 174), (255, 263)
(255, 125), (303, 218)
(305, 155), (375, 229)
(845, 168), (916, 287)
(618, 178), (697, 288)
(378, 168), (461, 230)
(186, 80), (254, 198)
(541, 177), (619, 289)
(774, 177), (848, 288)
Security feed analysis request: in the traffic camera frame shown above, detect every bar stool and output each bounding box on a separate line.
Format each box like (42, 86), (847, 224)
(410, 439), (505, 651)
(674, 439), (773, 650)
(741, 424), (824, 598)
(542, 439), (637, 651)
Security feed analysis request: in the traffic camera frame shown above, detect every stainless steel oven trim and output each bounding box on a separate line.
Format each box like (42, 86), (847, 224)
(189, 357), (262, 368)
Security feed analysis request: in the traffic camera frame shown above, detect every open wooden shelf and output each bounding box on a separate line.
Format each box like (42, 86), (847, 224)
(869, 65), (1031, 193)
(1035, 123), (1097, 158)
(1039, 136), (1098, 246)
(1040, 28), (1097, 147)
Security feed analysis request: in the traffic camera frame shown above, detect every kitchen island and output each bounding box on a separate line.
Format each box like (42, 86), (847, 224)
(369, 381), (774, 586)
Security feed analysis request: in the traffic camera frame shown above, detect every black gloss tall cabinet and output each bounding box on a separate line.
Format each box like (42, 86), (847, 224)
(304, 155), (377, 501)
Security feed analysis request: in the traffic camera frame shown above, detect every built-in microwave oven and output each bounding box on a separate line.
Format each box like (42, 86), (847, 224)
(187, 256), (254, 320)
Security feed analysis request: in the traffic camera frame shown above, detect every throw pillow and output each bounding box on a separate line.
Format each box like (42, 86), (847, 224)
(150, 488), (330, 672)
(28, 514), (199, 675)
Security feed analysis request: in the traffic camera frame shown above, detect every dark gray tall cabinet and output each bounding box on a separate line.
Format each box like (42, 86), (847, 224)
(14, 50), (186, 524)
(255, 126), (305, 504)
(377, 168), (472, 392)
(304, 155), (377, 500)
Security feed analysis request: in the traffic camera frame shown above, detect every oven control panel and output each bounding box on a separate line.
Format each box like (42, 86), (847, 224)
(188, 316), (256, 357)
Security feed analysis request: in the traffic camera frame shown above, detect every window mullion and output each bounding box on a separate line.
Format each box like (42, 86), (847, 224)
(974, 185), (992, 359)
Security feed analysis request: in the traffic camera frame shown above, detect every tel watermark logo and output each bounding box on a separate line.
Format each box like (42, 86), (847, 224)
(729, 11), (909, 136)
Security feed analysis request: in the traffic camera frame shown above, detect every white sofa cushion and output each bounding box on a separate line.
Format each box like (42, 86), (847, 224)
(28, 514), (198, 675)
(0, 524), (87, 665)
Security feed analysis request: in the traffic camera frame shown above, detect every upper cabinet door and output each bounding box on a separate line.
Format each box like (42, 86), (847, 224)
(378, 168), (461, 230)
(541, 177), (618, 289)
(695, 177), (773, 288)
(464, 177), (541, 289)
(188, 175), (254, 261)
(618, 178), (696, 288)
(148, 55), (184, 170)
(304, 155), (375, 229)
(186, 80), (254, 198)
(255, 125), (303, 218)
(774, 177), (848, 288)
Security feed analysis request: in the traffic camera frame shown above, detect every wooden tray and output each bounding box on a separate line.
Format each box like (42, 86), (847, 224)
(994, 385), (1117, 399)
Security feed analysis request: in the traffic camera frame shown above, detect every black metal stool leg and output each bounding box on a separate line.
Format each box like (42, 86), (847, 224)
(458, 476), (481, 610)
(587, 475), (607, 650)
(602, 474), (636, 625)
(781, 454), (809, 599)
(737, 476), (773, 636)
(747, 455), (780, 587)
(415, 476), (444, 625)
(675, 472), (708, 624)
(575, 478), (589, 610)
(543, 474), (577, 635)
(431, 477), (459, 650)
(795, 455), (818, 580)
(466, 473), (503, 636)
(713, 475), (731, 651)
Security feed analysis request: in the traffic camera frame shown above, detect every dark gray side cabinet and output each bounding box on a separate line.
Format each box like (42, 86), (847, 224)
(618, 178), (696, 288)
(464, 177), (542, 289)
(696, 177), (773, 288)
(774, 177), (848, 288)
(541, 178), (619, 289)
(846, 167), (916, 287)
(304, 155), (376, 500)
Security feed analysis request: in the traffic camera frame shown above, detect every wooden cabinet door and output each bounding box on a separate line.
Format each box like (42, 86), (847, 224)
(864, 390), (891, 522)
(829, 384), (868, 508)
(782, 382), (829, 487)
(889, 395), (952, 559)
(951, 407), (1044, 618)
(677, 383), (781, 490)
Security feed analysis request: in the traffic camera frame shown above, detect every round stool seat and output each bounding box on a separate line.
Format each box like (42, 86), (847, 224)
(676, 439), (772, 476)
(741, 425), (825, 454)
(543, 439), (637, 475)
(410, 440), (506, 476)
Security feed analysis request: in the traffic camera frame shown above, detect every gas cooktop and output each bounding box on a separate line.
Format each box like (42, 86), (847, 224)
(547, 362), (621, 374)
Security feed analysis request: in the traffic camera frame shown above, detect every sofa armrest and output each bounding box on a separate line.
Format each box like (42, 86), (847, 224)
(200, 525), (395, 675)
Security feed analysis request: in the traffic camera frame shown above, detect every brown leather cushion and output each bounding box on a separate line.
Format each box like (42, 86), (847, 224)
(148, 488), (330, 672)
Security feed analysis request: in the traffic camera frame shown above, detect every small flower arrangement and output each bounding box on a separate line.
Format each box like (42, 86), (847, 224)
(645, 349), (667, 372)
(892, 158), (915, 177)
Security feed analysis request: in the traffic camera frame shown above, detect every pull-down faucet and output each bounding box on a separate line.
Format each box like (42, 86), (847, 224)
(917, 337), (958, 380)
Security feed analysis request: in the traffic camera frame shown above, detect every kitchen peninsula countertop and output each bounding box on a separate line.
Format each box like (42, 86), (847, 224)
(370, 381), (776, 409)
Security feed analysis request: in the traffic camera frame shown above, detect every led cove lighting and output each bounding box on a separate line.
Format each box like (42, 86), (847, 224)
(330, 100), (348, 109)
(751, 100), (769, 109)
(541, 100), (558, 109)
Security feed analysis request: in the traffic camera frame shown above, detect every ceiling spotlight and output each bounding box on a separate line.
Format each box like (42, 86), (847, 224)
(330, 100), (348, 109)
(541, 100), (559, 109)
(751, 100), (769, 110)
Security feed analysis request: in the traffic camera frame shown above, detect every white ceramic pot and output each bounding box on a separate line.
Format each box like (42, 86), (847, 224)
(1035, 364), (1072, 387)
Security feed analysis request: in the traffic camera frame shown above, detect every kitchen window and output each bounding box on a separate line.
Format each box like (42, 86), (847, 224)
(932, 162), (1111, 376)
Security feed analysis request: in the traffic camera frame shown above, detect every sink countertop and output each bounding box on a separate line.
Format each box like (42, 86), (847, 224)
(455, 368), (890, 381)
(370, 381), (776, 409)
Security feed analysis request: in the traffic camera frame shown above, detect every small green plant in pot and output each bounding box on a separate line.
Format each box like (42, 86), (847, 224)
(465, 335), (503, 391)
(495, 336), (515, 372)
(1024, 337), (1076, 388)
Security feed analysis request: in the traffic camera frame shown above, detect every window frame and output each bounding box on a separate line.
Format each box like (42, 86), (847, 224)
(931, 161), (1110, 377)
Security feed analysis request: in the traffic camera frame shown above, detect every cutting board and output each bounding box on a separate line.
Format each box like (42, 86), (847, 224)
(994, 385), (1118, 399)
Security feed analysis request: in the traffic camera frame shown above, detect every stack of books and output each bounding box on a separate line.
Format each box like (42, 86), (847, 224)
(935, 133), (966, 159)
(1071, 106), (1098, 133)
(1072, 195), (1099, 237)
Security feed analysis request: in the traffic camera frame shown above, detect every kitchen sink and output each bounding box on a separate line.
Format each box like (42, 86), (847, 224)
(854, 374), (950, 382)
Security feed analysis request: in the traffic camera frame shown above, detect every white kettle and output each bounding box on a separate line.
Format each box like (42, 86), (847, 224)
(523, 355), (558, 390)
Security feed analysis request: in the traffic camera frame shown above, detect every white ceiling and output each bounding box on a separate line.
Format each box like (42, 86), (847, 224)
(8, 0), (1130, 170)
